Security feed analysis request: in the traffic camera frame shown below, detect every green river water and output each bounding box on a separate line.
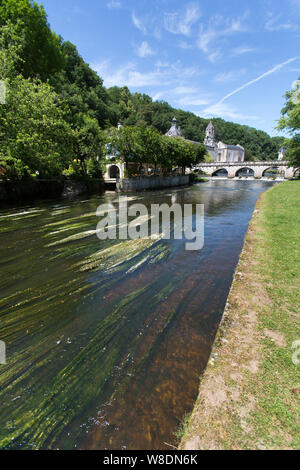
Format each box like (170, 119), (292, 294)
(0, 180), (276, 450)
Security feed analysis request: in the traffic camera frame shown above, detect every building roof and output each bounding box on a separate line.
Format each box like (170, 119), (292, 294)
(165, 117), (184, 138)
(218, 142), (244, 150)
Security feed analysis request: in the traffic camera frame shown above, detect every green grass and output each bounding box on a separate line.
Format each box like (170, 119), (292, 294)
(247, 181), (300, 449)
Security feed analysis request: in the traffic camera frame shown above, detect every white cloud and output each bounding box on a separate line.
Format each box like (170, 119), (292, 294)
(136, 41), (155, 58)
(179, 41), (193, 50)
(155, 60), (171, 68)
(94, 62), (160, 87)
(107, 1), (121, 9)
(175, 96), (211, 107)
(214, 69), (246, 83)
(132, 11), (147, 34)
(201, 102), (258, 121)
(265, 13), (299, 32)
(173, 86), (198, 95)
(152, 92), (164, 101)
(197, 12), (249, 62)
(164, 2), (201, 36)
(197, 28), (217, 54)
(92, 60), (198, 89)
(207, 51), (221, 64)
(232, 46), (255, 56)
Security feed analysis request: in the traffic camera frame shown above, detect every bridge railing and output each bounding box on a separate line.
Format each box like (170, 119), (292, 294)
(195, 161), (290, 167)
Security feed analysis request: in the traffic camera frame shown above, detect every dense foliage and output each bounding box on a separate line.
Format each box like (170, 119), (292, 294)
(0, 0), (64, 80)
(277, 79), (300, 167)
(0, 74), (74, 179)
(50, 41), (112, 129)
(110, 124), (207, 175)
(0, 0), (289, 183)
(107, 91), (283, 162)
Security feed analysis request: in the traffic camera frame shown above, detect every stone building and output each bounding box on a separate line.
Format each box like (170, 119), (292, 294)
(165, 118), (245, 163)
(278, 147), (286, 161)
(204, 121), (245, 163)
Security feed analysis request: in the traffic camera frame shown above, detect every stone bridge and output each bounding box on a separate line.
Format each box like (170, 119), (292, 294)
(194, 161), (299, 179)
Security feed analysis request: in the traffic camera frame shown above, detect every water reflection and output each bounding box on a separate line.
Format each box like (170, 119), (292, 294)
(0, 180), (276, 449)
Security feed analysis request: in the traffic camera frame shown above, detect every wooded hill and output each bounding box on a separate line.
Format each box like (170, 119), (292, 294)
(53, 39), (285, 162)
(0, 0), (285, 183)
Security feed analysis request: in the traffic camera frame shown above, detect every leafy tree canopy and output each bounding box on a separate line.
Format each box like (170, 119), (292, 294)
(0, 0), (64, 80)
(107, 91), (284, 161)
(0, 0), (289, 184)
(277, 78), (300, 167)
(0, 74), (74, 179)
(51, 41), (111, 130)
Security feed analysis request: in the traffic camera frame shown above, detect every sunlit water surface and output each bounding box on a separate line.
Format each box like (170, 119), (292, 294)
(0, 180), (276, 450)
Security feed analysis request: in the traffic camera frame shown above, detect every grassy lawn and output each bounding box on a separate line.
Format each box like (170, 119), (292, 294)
(180, 181), (300, 450)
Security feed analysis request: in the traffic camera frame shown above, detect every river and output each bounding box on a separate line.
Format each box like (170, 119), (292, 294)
(0, 180), (276, 450)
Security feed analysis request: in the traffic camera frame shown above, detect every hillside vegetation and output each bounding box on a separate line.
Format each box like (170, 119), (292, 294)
(0, 0), (286, 182)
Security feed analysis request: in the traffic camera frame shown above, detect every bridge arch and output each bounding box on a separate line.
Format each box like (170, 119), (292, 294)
(262, 166), (285, 178)
(235, 167), (255, 177)
(212, 168), (228, 177)
(294, 168), (300, 179)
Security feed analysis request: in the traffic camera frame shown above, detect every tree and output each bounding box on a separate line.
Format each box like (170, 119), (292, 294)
(72, 115), (105, 178)
(0, 0), (64, 80)
(52, 41), (110, 129)
(172, 138), (207, 175)
(277, 78), (300, 166)
(0, 74), (74, 179)
(0, 21), (23, 79)
(133, 124), (163, 171)
(110, 126), (136, 176)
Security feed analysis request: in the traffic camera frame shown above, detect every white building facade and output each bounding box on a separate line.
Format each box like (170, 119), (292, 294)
(278, 147), (286, 161)
(165, 118), (245, 163)
(204, 121), (245, 163)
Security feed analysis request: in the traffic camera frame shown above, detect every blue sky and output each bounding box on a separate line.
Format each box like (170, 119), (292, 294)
(41, 0), (300, 136)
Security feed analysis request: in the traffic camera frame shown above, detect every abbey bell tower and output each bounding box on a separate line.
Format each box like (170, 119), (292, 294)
(204, 121), (216, 148)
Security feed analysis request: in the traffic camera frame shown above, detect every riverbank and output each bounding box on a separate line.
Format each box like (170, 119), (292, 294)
(180, 181), (300, 450)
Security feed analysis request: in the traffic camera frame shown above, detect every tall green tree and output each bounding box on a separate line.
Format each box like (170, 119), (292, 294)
(72, 115), (105, 178)
(52, 41), (110, 129)
(0, 0), (64, 80)
(171, 138), (207, 175)
(110, 126), (137, 176)
(0, 21), (23, 79)
(0, 74), (74, 179)
(277, 78), (300, 167)
(133, 124), (163, 170)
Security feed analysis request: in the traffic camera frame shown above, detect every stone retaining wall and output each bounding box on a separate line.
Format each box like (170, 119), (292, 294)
(116, 175), (190, 192)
